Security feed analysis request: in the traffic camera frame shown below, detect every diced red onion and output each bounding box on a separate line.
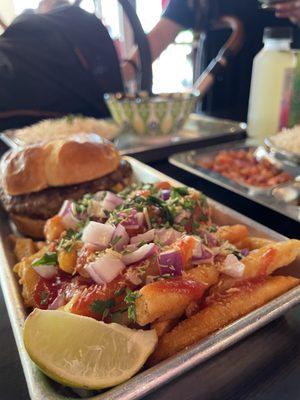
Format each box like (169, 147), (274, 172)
(85, 254), (125, 284)
(119, 209), (139, 230)
(192, 245), (214, 265)
(102, 192), (124, 212)
(199, 229), (218, 247)
(81, 221), (115, 248)
(136, 212), (144, 226)
(48, 293), (66, 310)
(220, 254), (245, 278)
(32, 264), (58, 279)
(155, 228), (182, 246)
(241, 248), (250, 257)
(161, 190), (171, 201)
(158, 249), (183, 276)
(58, 200), (79, 229)
(112, 224), (129, 252)
(122, 243), (157, 266)
(130, 229), (155, 245)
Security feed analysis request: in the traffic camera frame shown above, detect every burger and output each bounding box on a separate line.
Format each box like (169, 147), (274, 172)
(0, 134), (132, 238)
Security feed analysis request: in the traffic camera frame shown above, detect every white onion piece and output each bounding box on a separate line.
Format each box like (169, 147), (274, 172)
(125, 268), (143, 285)
(48, 293), (66, 310)
(130, 229), (155, 245)
(155, 228), (182, 246)
(82, 221), (115, 248)
(112, 224), (129, 252)
(58, 200), (79, 229)
(86, 200), (104, 218)
(125, 243), (138, 252)
(85, 254), (125, 284)
(192, 238), (203, 259)
(220, 254), (245, 278)
(122, 243), (157, 266)
(102, 192), (124, 211)
(33, 264), (58, 279)
(93, 191), (106, 201)
(192, 246), (214, 265)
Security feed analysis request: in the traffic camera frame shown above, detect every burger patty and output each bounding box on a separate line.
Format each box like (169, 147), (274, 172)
(0, 160), (133, 220)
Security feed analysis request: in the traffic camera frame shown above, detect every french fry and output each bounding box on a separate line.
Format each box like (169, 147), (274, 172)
(216, 224), (249, 245)
(10, 236), (37, 262)
(242, 240), (300, 279)
(184, 264), (219, 287)
(149, 275), (299, 365)
(44, 215), (65, 242)
(135, 278), (206, 326)
(235, 237), (274, 251)
(13, 248), (46, 307)
(58, 248), (77, 274)
(151, 319), (179, 338)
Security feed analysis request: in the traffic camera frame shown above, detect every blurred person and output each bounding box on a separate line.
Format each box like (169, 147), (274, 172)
(123, 0), (300, 121)
(37, 0), (70, 13)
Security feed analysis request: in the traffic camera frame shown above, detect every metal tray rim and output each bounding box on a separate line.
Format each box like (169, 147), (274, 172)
(0, 156), (297, 400)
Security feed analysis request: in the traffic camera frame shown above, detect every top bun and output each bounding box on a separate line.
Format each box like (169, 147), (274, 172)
(1, 133), (121, 195)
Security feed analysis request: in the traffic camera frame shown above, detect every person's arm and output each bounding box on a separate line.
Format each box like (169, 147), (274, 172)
(122, 17), (183, 82)
(274, 0), (300, 25)
(0, 14), (7, 31)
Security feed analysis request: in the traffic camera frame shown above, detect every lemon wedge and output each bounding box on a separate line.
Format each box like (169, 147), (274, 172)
(23, 309), (157, 389)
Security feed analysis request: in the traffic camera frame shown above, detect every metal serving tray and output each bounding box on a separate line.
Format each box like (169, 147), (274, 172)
(0, 115), (246, 164)
(1, 157), (300, 400)
(116, 114), (247, 162)
(264, 137), (300, 167)
(169, 141), (300, 222)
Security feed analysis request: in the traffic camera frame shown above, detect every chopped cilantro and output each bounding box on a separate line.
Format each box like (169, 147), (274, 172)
(111, 235), (121, 247)
(171, 187), (189, 198)
(208, 224), (218, 233)
(32, 252), (57, 267)
(58, 229), (81, 252)
(114, 287), (126, 297)
(226, 246), (243, 260)
(232, 250), (243, 260)
(40, 290), (49, 305)
(137, 240), (147, 248)
(111, 311), (123, 323)
(146, 196), (174, 225)
(124, 289), (140, 322)
(89, 299), (116, 316)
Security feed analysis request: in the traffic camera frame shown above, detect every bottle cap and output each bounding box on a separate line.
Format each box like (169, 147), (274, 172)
(263, 27), (293, 40)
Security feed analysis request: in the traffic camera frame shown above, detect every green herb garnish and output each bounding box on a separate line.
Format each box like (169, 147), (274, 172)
(124, 289), (140, 322)
(32, 252), (57, 267)
(40, 290), (49, 305)
(111, 236), (121, 247)
(171, 187), (189, 198)
(90, 299), (116, 318)
(58, 229), (81, 252)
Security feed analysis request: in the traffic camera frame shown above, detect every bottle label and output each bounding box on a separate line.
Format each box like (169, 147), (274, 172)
(279, 52), (300, 129)
(279, 67), (295, 130)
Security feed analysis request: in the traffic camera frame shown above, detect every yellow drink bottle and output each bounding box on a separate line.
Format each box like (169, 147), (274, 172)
(247, 27), (296, 142)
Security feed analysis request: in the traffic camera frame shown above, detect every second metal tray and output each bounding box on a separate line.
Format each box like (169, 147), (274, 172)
(169, 141), (300, 222)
